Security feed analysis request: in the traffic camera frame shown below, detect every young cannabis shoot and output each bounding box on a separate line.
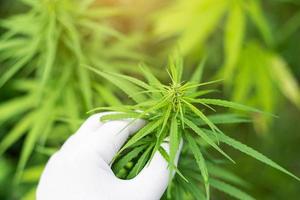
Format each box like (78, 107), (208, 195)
(87, 57), (299, 200)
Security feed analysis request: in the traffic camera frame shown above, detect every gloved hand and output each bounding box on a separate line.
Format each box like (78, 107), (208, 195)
(37, 113), (181, 200)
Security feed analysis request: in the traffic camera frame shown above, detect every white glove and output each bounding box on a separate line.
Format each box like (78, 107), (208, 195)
(37, 113), (180, 200)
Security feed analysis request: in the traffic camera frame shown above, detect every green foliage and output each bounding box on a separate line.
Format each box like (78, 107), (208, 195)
(0, 0), (143, 182)
(162, 150), (255, 200)
(231, 42), (300, 130)
(89, 56), (299, 199)
(155, 0), (272, 63)
(154, 0), (300, 131)
(0, 0), (299, 199)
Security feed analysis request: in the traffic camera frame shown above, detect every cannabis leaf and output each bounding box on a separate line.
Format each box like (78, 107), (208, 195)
(155, 0), (272, 81)
(88, 56), (300, 199)
(0, 0), (143, 182)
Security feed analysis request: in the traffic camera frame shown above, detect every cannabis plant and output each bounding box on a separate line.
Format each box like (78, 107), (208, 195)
(163, 151), (254, 200)
(154, 0), (300, 130)
(88, 56), (299, 199)
(231, 42), (300, 131)
(155, 0), (272, 68)
(0, 0), (143, 183)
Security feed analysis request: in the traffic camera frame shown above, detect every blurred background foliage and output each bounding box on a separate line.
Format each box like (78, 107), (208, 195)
(0, 0), (299, 199)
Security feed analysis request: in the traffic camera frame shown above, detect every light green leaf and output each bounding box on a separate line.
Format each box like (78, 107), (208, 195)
(21, 188), (36, 200)
(139, 64), (164, 90)
(39, 14), (57, 94)
(64, 87), (81, 131)
(270, 55), (300, 108)
(105, 71), (152, 90)
(21, 165), (44, 183)
(183, 100), (221, 135)
(15, 99), (56, 182)
(0, 53), (34, 88)
(0, 113), (34, 155)
(158, 146), (188, 182)
(178, 1), (228, 54)
(196, 98), (266, 114)
(35, 146), (58, 156)
(0, 95), (36, 123)
(190, 57), (206, 92)
(210, 178), (255, 200)
(187, 90), (217, 98)
(178, 178), (206, 200)
(186, 134), (209, 200)
(218, 132), (300, 181)
(246, 0), (273, 46)
(127, 144), (153, 179)
(169, 115), (179, 168)
(207, 163), (250, 187)
(95, 84), (122, 106)
(184, 118), (234, 163)
(120, 120), (162, 153)
(223, 3), (245, 82)
(79, 20), (125, 40)
(113, 145), (147, 173)
(86, 65), (147, 103)
(207, 114), (251, 125)
(100, 112), (141, 121)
